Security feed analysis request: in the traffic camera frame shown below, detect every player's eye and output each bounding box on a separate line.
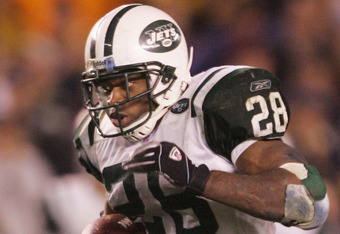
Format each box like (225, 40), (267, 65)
(97, 84), (113, 95)
(127, 80), (136, 88)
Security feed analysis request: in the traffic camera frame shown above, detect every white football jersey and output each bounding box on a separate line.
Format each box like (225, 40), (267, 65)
(74, 65), (289, 233)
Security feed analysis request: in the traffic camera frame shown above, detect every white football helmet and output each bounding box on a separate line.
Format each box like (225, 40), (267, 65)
(81, 4), (193, 141)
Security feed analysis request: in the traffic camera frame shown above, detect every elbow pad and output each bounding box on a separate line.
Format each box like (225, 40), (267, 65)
(280, 163), (329, 229)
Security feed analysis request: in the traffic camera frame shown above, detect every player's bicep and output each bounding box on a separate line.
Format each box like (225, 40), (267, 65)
(235, 139), (307, 175)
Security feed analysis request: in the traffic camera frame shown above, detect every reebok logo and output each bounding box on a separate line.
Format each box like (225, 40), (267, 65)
(250, 79), (271, 92)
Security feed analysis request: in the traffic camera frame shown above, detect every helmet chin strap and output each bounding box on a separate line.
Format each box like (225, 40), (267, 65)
(124, 105), (169, 142)
(124, 46), (194, 142)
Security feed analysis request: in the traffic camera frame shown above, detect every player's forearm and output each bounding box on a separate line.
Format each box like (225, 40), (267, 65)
(202, 168), (301, 222)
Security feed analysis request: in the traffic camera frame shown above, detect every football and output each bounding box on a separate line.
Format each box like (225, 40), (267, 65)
(81, 214), (146, 234)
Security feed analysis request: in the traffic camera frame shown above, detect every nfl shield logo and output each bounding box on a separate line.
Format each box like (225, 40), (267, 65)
(169, 147), (182, 161)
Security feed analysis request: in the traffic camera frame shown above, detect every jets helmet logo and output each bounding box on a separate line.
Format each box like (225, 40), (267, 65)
(139, 20), (181, 53)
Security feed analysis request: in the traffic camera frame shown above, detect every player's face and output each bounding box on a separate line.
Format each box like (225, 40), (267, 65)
(96, 73), (150, 128)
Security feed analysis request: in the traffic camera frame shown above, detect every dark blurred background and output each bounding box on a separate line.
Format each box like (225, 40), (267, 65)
(0, 0), (339, 233)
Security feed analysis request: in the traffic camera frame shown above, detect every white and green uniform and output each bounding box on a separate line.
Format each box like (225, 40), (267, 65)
(74, 66), (290, 234)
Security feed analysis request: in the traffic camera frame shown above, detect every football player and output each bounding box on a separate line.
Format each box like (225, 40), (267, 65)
(75, 4), (329, 233)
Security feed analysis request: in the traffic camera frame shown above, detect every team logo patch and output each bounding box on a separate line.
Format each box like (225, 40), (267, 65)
(139, 20), (181, 53)
(250, 79), (271, 92)
(171, 98), (189, 114)
(169, 147), (182, 161)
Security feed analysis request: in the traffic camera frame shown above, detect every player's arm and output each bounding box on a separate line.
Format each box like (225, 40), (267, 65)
(198, 67), (329, 228)
(203, 139), (329, 228)
(123, 140), (329, 229)
(204, 139), (301, 222)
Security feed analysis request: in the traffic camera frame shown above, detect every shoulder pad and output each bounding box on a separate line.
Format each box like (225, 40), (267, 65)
(192, 66), (290, 161)
(191, 66), (250, 117)
(74, 114), (103, 183)
(74, 114), (96, 147)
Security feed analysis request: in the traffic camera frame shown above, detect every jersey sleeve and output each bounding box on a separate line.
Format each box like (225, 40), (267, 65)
(201, 67), (290, 161)
(73, 114), (103, 183)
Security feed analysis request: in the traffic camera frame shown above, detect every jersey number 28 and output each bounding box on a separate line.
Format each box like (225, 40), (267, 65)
(245, 91), (288, 137)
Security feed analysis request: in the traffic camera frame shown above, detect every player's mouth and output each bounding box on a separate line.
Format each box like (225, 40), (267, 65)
(109, 112), (129, 127)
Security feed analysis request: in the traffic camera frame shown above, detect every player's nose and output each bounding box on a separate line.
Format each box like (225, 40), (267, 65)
(107, 87), (126, 105)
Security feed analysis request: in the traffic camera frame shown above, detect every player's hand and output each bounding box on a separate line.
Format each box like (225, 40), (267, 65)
(122, 142), (210, 195)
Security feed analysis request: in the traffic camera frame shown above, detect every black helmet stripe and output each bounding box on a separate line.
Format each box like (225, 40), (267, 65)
(90, 37), (96, 59)
(104, 4), (140, 57)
